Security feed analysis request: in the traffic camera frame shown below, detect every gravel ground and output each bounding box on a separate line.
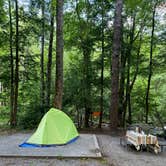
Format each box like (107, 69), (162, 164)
(0, 158), (109, 166)
(0, 133), (165, 166)
(97, 134), (166, 166)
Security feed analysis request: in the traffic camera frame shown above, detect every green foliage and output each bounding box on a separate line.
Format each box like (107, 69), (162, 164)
(63, 49), (84, 110)
(0, 0), (166, 129)
(18, 104), (47, 129)
(0, 106), (10, 126)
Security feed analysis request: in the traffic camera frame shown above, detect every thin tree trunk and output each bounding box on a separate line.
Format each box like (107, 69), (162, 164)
(46, 0), (55, 108)
(8, 0), (14, 126)
(40, 0), (45, 109)
(126, 56), (131, 124)
(83, 47), (92, 128)
(110, 0), (123, 129)
(84, 0), (92, 128)
(54, 0), (64, 110)
(129, 32), (143, 92)
(145, 3), (157, 123)
(127, 13), (136, 124)
(0, 83), (2, 105)
(12, 0), (19, 126)
(99, 0), (104, 128)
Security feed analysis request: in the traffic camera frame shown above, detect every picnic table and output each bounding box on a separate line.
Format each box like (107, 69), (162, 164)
(120, 128), (162, 154)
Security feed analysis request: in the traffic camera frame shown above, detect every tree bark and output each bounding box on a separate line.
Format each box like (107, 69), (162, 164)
(145, 3), (157, 123)
(119, 40), (127, 126)
(46, 0), (55, 108)
(83, 1), (92, 128)
(40, 0), (45, 109)
(110, 0), (123, 129)
(83, 46), (92, 128)
(0, 82), (2, 106)
(8, 0), (14, 126)
(54, 0), (64, 110)
(99, 0), (104, 128)
(126, 13), (136, 125)
(12, 0), (19, 126)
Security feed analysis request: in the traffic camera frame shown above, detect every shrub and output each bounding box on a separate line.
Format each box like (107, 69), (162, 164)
(18, 104), (48, 129)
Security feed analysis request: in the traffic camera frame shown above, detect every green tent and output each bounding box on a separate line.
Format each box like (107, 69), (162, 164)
(20, 108), (79, 147)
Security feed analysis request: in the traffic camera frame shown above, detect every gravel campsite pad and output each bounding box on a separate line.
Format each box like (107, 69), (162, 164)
(0, 133), (166, 166)
(0, 133), (101, 158)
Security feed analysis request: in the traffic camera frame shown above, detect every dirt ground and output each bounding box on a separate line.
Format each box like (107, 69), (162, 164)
(0, 131), (165, 166)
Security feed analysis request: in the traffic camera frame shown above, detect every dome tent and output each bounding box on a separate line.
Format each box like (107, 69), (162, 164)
(19, 108), (79, 147)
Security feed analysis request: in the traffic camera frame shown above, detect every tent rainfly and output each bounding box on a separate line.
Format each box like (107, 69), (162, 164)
(19, 108), (79, 147)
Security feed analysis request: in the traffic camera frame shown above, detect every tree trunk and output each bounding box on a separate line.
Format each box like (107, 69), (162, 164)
(129, 32), (143, 92)
(83, 46), (92, 128)
(0, 82), (3, 106)
(99, 1), (104, 128)
(145, 3), (157, 123)
(8, 0), (14, 126)
(110, 0), (123, 129)
(119, 40), (127, 126)
(127, 13), (136, 125)
(12, 0), (19, 127)
(54, 0), (64, 110)
(40, 0), (45, 109)
(46, 0), (55, 108)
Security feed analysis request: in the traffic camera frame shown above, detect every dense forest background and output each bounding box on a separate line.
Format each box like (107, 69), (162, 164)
(0, 0), (165, 130)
